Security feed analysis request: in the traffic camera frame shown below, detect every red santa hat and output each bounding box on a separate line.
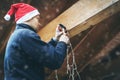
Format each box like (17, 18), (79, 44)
(4, 3), (40, 24)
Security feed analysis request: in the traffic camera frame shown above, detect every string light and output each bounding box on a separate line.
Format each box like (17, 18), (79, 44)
(55, 31), (81, 80)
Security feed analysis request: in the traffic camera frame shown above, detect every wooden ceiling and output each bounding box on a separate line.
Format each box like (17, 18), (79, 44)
(0, 0), (120, 80)
(38, 0), (120, 80)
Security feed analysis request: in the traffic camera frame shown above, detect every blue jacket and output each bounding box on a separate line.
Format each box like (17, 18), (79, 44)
(4, 24), (67, 80)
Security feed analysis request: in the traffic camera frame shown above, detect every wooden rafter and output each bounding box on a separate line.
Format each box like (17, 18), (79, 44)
(38, 0), (119, 42)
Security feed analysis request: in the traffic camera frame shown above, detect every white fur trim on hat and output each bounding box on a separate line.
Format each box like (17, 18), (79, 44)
(4, 14), (11, 21)
(16, 10), (40, 24)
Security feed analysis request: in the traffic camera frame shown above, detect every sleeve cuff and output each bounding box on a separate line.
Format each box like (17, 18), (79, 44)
(52, 37), (58, 41)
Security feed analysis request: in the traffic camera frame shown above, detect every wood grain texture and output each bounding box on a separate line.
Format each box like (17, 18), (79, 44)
(38, 0), (119, 42)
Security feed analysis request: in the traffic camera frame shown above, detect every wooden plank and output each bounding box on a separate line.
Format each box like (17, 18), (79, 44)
(69, 0), (120, 37)
(38, 0), (119, 42)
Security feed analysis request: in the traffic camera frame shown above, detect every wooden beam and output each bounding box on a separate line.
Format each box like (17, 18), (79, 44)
(38, 0), (119, 42)
(69, 0), (120, 37)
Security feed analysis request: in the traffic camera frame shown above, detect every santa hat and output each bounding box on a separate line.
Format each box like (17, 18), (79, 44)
(4, 3), (40, 24)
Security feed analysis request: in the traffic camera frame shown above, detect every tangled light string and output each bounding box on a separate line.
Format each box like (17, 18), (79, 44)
(55, 32), (81, 80)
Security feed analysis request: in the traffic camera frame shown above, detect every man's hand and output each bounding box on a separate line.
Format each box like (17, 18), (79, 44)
(53, 25), (63, 41)
(59, 33), (69, 44)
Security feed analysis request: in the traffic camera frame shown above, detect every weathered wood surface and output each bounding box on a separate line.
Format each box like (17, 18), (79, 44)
(38, 0), (119, 42)
(90, 32), (120, 65)
(46, 12), (120, 80)
(78, 33), (120, 80)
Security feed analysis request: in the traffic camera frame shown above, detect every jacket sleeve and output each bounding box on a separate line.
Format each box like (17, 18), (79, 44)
(21, 30), (67, 70)
(48, 38), (58, 47)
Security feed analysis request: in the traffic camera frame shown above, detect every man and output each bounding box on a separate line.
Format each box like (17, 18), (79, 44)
(4, 3), (69, 80)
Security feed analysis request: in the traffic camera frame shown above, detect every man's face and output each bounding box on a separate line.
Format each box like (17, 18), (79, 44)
(30, 15), (42, 32)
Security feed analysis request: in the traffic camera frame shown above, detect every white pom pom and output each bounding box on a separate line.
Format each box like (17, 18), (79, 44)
(4, 14), (11, 21)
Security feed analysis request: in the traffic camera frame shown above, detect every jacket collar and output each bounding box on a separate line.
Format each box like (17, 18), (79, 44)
(16, 23), (37, 33)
